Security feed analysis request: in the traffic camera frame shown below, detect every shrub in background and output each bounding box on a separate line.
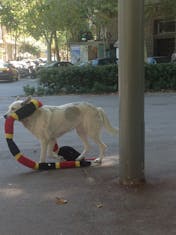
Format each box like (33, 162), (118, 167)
(23, 84), (36, 96)
(24, 63), (176, 96)
(145, 63), (176, 91)
(37, 64), (118, 94)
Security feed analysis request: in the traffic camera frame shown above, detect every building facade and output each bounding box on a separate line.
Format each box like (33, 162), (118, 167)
(0, 1), (175, 62)
(145, 0), (176, 60)
(0, 26), (18, 61)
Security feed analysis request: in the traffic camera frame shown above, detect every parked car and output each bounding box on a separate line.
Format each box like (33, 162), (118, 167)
(146, 56), (170, 64)
(90, 58), (118, 66)
(43, 61), (73, 68)
(37, 61), (73, 73)
(0, 61), (20, 82)
(76, 61), (91, 67)
(9, 60), (30, 78)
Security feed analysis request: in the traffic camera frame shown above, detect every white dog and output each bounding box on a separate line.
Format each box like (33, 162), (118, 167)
(5, 97), (118, 163)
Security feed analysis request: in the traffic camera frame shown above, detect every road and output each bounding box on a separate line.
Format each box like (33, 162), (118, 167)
(0, 78), (39, 97)
(1, 78), (176, 234)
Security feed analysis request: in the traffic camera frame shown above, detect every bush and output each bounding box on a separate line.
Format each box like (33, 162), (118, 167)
(23, 84), (36, 96)
(145, 63), (176, 91)
(24, 63), (176, 96)
(37, 64), (118, 94)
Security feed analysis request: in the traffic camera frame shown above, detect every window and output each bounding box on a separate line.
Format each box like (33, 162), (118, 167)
(154, 20), (176, 34)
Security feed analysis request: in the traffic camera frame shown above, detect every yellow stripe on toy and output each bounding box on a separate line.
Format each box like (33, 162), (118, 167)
(55, 162), (61, 169)
(75, 161), (80, 167)
(31, 99), (40, 109)
(34, 163), (39, 170)
(10, 113), (19, 120)
(5, 133), (13, 139)
(15, 152), (22, 160)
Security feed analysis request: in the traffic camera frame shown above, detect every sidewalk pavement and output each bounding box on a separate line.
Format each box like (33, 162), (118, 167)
(0, 93), (176, 235)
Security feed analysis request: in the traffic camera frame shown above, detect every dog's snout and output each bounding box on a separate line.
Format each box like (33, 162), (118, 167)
(4, 114), (8, 119)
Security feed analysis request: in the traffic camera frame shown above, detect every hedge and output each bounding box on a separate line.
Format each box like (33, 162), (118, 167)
(145, 63), (176, 91)
(37, 64), (118, 94)
(24, 63), (176, 96)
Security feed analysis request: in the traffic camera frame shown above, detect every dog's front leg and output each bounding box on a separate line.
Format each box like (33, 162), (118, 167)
(39, 140), (48, 162)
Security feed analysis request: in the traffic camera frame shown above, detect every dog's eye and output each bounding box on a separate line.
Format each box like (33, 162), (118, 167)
(11, 107), (15, 111)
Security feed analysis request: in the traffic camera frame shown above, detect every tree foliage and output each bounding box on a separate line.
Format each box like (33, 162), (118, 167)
(0, 0), (175, 61)
(0, 0), (118, 61)
(0, 0), (29, 58)
(19, 42), (40, 57)
(0, 0), (117, 38)
(159, 0), (176, 17)
(145, 0), (176, 19)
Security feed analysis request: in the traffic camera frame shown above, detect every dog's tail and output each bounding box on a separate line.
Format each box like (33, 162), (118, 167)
(98, 107), (118, 135)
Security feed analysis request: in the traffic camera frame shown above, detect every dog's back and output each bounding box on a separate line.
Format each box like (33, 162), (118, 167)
(21, 102), (117, 139)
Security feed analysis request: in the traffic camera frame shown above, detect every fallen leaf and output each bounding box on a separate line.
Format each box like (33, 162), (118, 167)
(96, 202), (103, 208)
(56, 197), (68, 205)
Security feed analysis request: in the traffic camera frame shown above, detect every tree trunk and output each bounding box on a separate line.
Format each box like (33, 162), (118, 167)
(54, 31), (60, 61)
(14, 35), (17, 60)
(45, 33), (53, 62)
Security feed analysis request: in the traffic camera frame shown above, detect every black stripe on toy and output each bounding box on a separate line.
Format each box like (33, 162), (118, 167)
(15, 103), (36, 120)
(80, 160), (91, 167)
(39, 163), (56, 170)
(6, 138), (20, 156)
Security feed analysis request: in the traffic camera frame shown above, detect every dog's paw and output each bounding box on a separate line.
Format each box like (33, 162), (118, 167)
(94, 158), (102, 164)
(57, 155), (65, 161)
(76, 156), (85, 161)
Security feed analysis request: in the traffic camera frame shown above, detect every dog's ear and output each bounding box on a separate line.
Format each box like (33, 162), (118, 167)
(21, 96), (32, 106)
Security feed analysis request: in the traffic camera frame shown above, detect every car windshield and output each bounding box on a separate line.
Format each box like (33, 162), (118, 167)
(42, 62), (55, 67)
(47, 62), (57, 67)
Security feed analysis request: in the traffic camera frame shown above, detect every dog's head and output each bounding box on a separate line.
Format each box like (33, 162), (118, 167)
(4, 96), (32, 118)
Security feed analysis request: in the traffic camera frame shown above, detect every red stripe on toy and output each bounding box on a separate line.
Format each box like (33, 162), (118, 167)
(17, 155), (37, 169)
(60, 161), (77, 168)
(38, 100), (43, 107)
(5, 117), (15, 134)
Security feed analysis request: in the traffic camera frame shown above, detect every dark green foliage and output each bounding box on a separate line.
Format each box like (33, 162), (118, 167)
(23, 84), (36, 96)
(145, 63), (176, 91)
(24, 63), (176, 96)
(37, 64), (118, 94)
(20, 42), (41, 57)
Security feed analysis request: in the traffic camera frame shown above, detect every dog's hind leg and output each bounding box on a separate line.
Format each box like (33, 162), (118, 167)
(75, 126), (91, 161)
(85, 117), (107, 164)
(89, 134), (107, 164)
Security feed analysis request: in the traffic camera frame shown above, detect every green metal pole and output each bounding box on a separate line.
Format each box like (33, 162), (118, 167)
(118, 0), (145, 185)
